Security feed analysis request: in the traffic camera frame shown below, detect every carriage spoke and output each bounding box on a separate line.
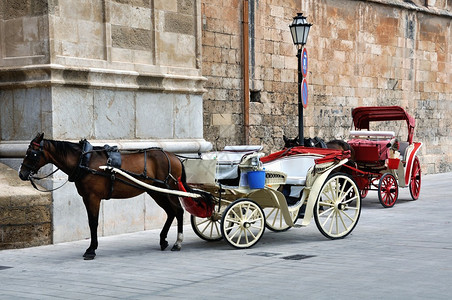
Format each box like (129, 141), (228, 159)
(267, 207), (277, 218)
(191, 208), (224, 242)
(230, 208), (242, 220)
(319, 200), (335, 208)
(265, 205), (297, 232)
(271, 209), (281, 228)
(246, 207), (259, 221)
(230, 226), (241, 240)
(340, 210), (355, 222)
(339, 178), (347, 198)
(327, 211), (335, 234)
(224, 217), (240, 227)
(338, 185), (355, 203)
(206, 221), (220, 238)
(338, 210), (349, 230)
(199, 222), (210, 234)
(342, 195), (358, 205)
(319, 206), (334, 216)
(321, 208), (335, 228)
(324, 184), (335, 203)
(247, 227), (258, 239)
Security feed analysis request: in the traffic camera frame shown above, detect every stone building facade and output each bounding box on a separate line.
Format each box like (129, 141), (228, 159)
(201, 0), (452, 174)
(0, 0), (210, 244)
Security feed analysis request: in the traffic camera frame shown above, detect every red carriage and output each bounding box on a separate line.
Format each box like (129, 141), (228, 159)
(346, 106), (423, 207)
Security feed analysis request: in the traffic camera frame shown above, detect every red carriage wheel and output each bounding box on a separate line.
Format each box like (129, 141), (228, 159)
(378, 173), (398, 208)
(409, 156), (421, 200)
(360, 188), (369, 199)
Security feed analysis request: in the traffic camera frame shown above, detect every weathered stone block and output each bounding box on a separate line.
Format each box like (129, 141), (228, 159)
(174, 94), (203, 138)
(110, 1), (151, 29)
(155, 0), (177, 11)
(164, 11), (194, 35)
(93, 90), (135, 139)
(178, 0), (194, 14)
(112, 25), (152, 50)
(211, 113), (232, 126)
(136, 92), (174, 138)
(52, 87), (95, 139)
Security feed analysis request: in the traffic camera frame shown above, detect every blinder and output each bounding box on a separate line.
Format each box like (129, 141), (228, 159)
(22, 140), (45, 175)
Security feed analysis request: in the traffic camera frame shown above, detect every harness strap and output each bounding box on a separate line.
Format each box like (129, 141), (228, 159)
(69, 139), (93, 182)
(160, 150), (175, 187)
(99, 166), (202, 198)
(143, 149), (147, 177)
(107, 173), (115, 200)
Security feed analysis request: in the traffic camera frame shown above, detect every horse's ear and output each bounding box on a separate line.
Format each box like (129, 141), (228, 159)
(34, 133), (44, 142)
(283, 135), (288, 142)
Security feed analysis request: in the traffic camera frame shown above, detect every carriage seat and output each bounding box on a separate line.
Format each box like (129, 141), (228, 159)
(262, 154), (317, 186)
(348, 139), (391, 162)
(398, 141), (409, 160)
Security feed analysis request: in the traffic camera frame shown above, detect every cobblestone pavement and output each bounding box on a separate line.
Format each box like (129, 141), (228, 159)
(1, 172), (451, 299)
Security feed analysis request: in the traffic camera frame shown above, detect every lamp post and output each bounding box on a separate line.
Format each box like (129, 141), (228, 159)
(289, 13), (312, 145)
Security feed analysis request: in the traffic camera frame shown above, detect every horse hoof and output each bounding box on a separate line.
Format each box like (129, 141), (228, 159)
(83, 250), (96, 260)
(83, 253), (96, 260)
(171, 244), (181, 251)
(160, 241), (169, 251)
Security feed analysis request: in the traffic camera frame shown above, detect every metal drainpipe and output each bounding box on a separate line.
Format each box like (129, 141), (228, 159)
(243, 0), (250, 145)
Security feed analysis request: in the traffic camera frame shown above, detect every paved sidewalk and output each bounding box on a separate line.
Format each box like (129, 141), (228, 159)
(1, 172), (451, 299)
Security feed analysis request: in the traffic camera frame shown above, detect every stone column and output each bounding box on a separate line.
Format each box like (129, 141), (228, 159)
(0, 0), (211, 243)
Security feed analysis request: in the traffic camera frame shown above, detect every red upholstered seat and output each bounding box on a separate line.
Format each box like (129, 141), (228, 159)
(348, 139), (390, 162)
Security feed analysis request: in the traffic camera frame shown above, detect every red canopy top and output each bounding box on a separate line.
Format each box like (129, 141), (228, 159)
(352, 106), (415, 143)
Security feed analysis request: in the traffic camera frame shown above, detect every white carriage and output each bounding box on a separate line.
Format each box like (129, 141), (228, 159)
(182, 145), (361, 249)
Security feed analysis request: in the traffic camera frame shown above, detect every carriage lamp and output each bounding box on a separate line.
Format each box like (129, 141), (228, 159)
(289, 13), (312, 144)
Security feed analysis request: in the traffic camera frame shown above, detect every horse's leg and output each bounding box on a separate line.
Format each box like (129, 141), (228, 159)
(151, 193), (175, 250)
(82, 195), (101, 260)
(170, 195), (184, 251)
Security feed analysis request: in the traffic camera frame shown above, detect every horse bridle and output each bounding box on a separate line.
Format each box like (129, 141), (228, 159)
(23, 140), (67, 192)
(22, 140), (45, 175)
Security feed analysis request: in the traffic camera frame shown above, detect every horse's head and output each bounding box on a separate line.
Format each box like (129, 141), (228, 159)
(326, 139), (356, 161)
(19, 133), (47, 181)
(283, 135), (300, 148)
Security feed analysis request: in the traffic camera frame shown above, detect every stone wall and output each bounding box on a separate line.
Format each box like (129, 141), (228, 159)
(304, 0), (452, 174)
(0, 163), (52, 249)
(202, 0), (300, 150)
(201, 0), (452, 174)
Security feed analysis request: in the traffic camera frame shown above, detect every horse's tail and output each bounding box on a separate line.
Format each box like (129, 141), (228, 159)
(179, 162), (193, 194)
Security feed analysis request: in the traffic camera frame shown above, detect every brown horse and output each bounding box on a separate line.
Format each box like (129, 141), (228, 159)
(326, 139), (355, 161)
(19, 133), (193, 260)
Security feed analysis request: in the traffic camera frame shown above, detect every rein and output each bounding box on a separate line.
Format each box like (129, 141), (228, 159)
(29, 167), (69, 192)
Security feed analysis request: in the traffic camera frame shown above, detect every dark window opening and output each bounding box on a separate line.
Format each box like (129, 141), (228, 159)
(250, 90), (261, 103)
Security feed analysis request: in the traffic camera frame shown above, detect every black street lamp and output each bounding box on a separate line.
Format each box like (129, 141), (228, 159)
(289, 13), (312, 145)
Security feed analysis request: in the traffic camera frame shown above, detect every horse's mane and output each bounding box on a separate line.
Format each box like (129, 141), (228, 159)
(45, 139), (81, 158)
